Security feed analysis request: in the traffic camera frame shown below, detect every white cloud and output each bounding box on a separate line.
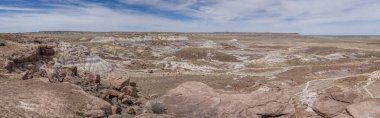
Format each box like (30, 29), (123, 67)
(0, 6), (39, 11)
(0, 0), (379, 35)
(0, 5), (217, 33)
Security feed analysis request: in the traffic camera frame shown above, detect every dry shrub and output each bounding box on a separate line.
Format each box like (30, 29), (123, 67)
(144, 99), (166, 114)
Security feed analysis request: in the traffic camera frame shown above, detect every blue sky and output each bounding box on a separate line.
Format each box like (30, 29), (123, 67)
(0, 0), (379, 35)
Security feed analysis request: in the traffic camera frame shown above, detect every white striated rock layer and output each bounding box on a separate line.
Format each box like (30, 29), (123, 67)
(56, 42), (113, 74)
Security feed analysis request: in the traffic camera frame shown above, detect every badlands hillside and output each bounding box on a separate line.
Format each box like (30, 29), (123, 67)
(1, 32), (380, 118)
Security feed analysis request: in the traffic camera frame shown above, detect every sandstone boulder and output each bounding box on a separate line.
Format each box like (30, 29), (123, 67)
(347, 98), (380, 118)
(5, 45), (55, 65)
(84, 72), (100, 83)
(312, 95), (350, 118)
(84, 110), (105, 118)
(330, 91), (359, 103)
(0, 79), (111, 118)
(161, 81), (295, 118)
(110, 77), (130, 90)
(62, 66), (78, 77)
(99, 89), (123, 99)
(121, 86), (138, 97)
(111, 106), (122, 115)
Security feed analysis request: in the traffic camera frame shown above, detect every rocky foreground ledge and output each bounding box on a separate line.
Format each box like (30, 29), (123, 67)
(157, 81), (380, 118)
(0, 41), (153, 117)
(1, 36), (380, 118)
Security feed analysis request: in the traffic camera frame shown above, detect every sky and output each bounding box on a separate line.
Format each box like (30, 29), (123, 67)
(0, 0), (379, 35)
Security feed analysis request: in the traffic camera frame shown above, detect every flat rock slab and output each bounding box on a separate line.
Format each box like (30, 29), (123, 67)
(161, 81), (295, 118)
(0, 78), (110, 118)
(347, 98), (380, 118)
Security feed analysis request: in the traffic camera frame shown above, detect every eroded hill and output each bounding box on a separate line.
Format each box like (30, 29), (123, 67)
(1, 32), (380, 118)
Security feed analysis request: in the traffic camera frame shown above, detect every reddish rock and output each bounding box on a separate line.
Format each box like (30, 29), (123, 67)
(84, 72), (100, 83)
(100, 89), (122, 98)
(347, 98), (380, 118)
(124, 107), (136, 115)
(110, 77), (130, 90)
(111, 106), (122, 115)
(121, 97), (133, 105)
(161, 81), (295, 118)
(62, 66), (78, 77)
(312, 95), (350, 117)
(84, 110), (105, 118)
(0, 79), (112, 117)
(121, 86), (138, 97)
(330, 91), (359, 103)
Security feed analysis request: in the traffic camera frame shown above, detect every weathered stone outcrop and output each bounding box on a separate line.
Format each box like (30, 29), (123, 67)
(312, 95), (350, 117)
(110, 77), (130, 90)
(11, 45), (55, 63)
(160, 81), (295, 118)
(311, 88), (380, 118)
(57, 42), (112, 74)
(0, 79), (111, 118)
(347, 98), (380, 118)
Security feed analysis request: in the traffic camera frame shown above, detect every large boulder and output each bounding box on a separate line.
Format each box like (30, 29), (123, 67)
(347, 98), (380, 118)
(330, 91), (359, 104)
(84, 110), (105, 118)
(312, 95), (350, 118)
(0, 79), (111, 117)
(110, 77), (130, 90)
(312, 90), (361, 118)
(120, 86), (138, 97)
(61, 66), (78, 77)
(83, 72), (100, 83)
(161, 81), (295, 118)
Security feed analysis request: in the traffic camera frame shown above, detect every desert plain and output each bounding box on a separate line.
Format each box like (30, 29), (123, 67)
(1, 32), (380, 118)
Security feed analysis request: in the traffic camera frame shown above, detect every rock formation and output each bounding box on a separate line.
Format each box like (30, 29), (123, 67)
(160, 81), (295, 118)
(56, 42), (112, 74)
(311, 87), (380, 118)
(0, 79), (111, 118)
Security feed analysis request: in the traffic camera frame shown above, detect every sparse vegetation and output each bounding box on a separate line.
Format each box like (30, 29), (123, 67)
(144, 100), (166, 114)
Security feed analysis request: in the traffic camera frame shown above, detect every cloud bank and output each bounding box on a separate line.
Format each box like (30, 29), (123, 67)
(0, 0), (379, 35)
